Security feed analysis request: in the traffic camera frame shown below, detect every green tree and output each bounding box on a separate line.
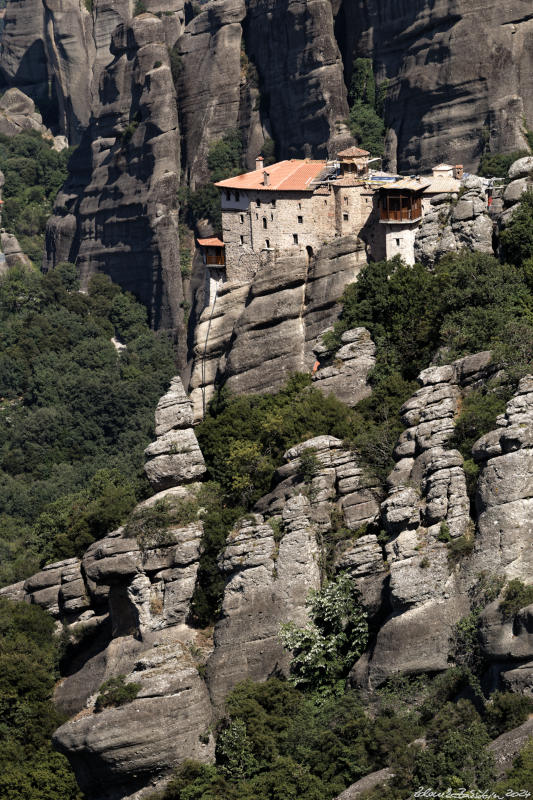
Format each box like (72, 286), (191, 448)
(279, 574), (368, 691)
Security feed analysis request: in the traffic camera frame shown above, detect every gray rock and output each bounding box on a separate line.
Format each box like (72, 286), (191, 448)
(190, 236), (368, 417)
(206, 495), (321, 710)
(154, 377), (193, 436)
(488, 718), (533, 776)
(335, 767), (394, 799)
(504, 177), (529, 205)
(508, 157), (533, 181)
(453, 199), (474, 221)
(312, 327), (375, 407)
(53, 638), (214, 797)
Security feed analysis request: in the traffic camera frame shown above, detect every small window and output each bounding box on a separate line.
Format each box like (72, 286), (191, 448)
(256, 198), (261, 207)
(240, 235), (244, 244)
(298, 202), (302, 210)
(293, 234), (298, 245)
(344, 196), (348, 205)
(324, 199), (327, 205)
(256, 213), (258, 219)
(240, 214), (244, 224)
(270, 213), (273, 220)
(297, 215), (303, 224)
(271, 199), (276, 208)
(235, 191), (240, 201)
(263, 217), (267, 229)
(225, 190), (231, 201)
(396, 238), (400, 246)
(265, 239), (270, 248)
(343, 213), (349, 221)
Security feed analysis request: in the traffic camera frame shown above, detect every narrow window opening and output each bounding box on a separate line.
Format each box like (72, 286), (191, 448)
(297, 215), (303, 224)
(343, 213), (349, 221)
(263, 218), (267, 229)
(298, 202), (302, 210)
(225, 190), (231, 201)
(396, 238), (400, 246)
(271, 199), (276, 208)
(344, 196), (348, 205)
(240, 214), (244, 224)
(256, 198), (261, 207)
(240, 235), (244, 244)
(293, 233), (298, 245)
(235, 191), (240, 201)
(265, 239), (270, 248)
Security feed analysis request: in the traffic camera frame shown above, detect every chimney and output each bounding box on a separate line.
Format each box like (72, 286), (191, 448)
(263, 170), (270, 186)
(255, 155), (264, 171)
(454, 164), (464, 180)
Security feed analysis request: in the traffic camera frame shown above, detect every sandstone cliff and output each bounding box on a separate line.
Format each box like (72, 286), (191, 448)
(339, 0), (533, 172)
(43, 14), (186, 344)
(189, 235), (368, 419)
(3, 355), (533, 797)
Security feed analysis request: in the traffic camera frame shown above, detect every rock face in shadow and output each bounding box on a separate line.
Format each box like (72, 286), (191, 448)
(189, 235), (367, 418)
(176, 0), (264, 187)
(243, 0), (352, 160)
(43, 14), (186, 342)
(339, 0), (533, 172)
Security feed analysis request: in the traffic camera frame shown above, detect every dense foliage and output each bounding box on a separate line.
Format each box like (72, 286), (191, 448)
(478, 149), (529, 178)
(196, 374), (359, 508)
(0, 598), (82, 800)
(152, 667), (533, 800)
(0, 263), (175, 584)
(347, 58), (387, 157)
(0, 131), (71, 265)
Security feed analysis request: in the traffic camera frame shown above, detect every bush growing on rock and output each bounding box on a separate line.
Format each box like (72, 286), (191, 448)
(94, 675), (140, 712)
(279, 574), (368, 691)
(499, 578), (533, 620)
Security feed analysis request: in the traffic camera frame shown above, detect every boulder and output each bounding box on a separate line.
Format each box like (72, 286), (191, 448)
(508, 157), (533, 181)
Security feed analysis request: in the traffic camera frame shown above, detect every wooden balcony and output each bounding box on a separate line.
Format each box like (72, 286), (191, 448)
(379, 194), (422, 224)
(205, 252), (225, 266)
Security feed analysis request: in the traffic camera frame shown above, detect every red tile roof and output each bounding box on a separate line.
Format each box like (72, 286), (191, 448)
(215, 160), (326, 192)
(337, 146), (370, 158)
(197, 237), (224, 247)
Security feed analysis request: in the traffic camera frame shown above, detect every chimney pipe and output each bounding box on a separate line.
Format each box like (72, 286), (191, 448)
(263, 170), (270, 186)
(454, 164), (464, 180)
(255, 155), (264, 171)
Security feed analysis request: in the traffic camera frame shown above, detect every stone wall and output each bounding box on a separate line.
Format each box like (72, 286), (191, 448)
(221, 182), (377, 282)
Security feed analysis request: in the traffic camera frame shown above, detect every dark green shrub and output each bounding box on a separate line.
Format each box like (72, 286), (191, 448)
(484, 691), (533, 738)
(134, 0), (147, 15)
(0, 265), (174, 583)
(0, 598), (82, 799)
(478, 150), (529, 178)
(500, 578), (533, 619)
(298, 447), (320, 484)
(95, 675), (140, 712)
(447, 531), (475, 566)
(452, 388), (508, 460)
(500, 191), (533, 267)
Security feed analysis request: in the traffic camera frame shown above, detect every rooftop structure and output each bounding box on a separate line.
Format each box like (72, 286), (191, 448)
(215, 159), (325, 193)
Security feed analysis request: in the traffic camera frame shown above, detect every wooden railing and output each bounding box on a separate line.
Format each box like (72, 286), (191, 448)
(206, 254), (225, 266)
(379, 197), (422, 223)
